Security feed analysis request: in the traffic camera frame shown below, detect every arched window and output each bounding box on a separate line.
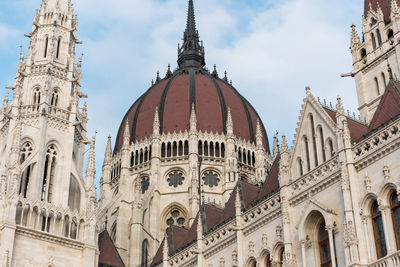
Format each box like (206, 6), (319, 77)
(381, 72), (387, 88)
(309, 114), (318, 167)
(144, 147), (148, 162)
(198, 141), (203, 155)
(375, 77), (380, 96)
(371, 32), (377, 50)
(167, 142), (171, 157)
(303, 136), (311, 172)
(360, 48), (367, 59)
(135, 151), (139, 165)
(243, 149), (247, 164)
(44, 36), (49, 58)
(376, 29), (382, 46)
(56, 37), (61, 59)
(141, 239), (149, 267)
(215, 142), (220, 157)
(68, 175), (81, 211)
(33, 88), (41, 105)
(140, 149), (143, 164)
(19, 164), (34, 198)
(297, 157), (303, 176)
(110, 221), (117, 242)
(391, 192), (400, 249)
(131, 152), (135, 167)
(173, 142), (177, 157)
(221, 143), (225, 158)
(204, 141), (209, 156)
(318, 126), (326, 162)
(184, 140), (189, 155)
(178, 141), (183, 156)
(64, 215), (70, 237)
(238, 149), (242, 163)
(319, 222), (331, 267)
(20, 142), (33, 164)
(161, 143), (166, 158)
(252, 152), (255, 167)
(247, 151), (251, 166)
(50, 90), (59, 106)
(210, 142), (214, 157)
(164, 207), (187, 228)
(327, 139), (334, 158)
(388, 29), (394, 40)
(41, 145), (57, 203)
(371, 200), (387, 258)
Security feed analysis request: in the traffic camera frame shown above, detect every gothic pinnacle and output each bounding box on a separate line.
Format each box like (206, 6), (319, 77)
(123, 120), (131, 148)
(226, 107), (233, 135)
(85, 136), (96, 186)
(190, 103), (197, 132)
(153, 107), (160, 136)
(103, 135), (112, 167)
(256, 119), (263, 149)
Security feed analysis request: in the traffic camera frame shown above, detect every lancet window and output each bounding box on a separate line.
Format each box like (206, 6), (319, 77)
(391, 192), (400, 250)
(19, 164), (34, 198)
(56, 37), (61, 59)
(41, 145), (57, 203)
(68, 175), (81, 211)
(33, 88), (41, 105)
(20, 142), (33, 164)
(50, 89), (59, 106)
(371, 200), (387, 258)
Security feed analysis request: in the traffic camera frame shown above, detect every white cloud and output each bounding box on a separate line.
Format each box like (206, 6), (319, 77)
(0, 0), (365, 186)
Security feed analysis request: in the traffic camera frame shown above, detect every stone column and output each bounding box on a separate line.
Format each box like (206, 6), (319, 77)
(379, 204), (393, 254)
(300, 240), (307, 267)
(326, 225), (337, 267)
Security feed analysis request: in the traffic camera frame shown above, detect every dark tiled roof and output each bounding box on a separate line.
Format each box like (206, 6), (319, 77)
(368, 80), (400, 132)
(364, 0), (400, 23)
(98, 230), (125, 267)
(114, 72), (270, 154)
(323, 107), (368, 144)
(257, 155), (280, 201)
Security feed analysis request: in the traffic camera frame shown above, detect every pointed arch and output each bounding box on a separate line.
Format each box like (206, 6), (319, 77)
(41, 144), (58, 202)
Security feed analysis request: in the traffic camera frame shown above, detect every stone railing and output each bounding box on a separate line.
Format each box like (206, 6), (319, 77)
(47, 105), (70, 121)
(20, 104), (41, 116)
(15, 195), (86, 242)
(370, 251), (400, 267)
(20, 104), (70, 121)
(353, 119), (399, 163)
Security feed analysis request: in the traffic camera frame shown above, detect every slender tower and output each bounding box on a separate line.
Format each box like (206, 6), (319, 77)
(0, 0), (98, 266)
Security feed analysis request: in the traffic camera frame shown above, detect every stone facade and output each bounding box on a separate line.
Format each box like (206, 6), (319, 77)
(2, 0), (400, 267)
(0, 0), (98, 266)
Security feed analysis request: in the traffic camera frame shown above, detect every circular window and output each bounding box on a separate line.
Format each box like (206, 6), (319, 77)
(167, 171), (184, 188)
(165, 209), (186, 227)
(202, 171), (220, 188)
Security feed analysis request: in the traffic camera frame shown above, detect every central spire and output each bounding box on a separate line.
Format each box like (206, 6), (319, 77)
(177, 0), (205, 70)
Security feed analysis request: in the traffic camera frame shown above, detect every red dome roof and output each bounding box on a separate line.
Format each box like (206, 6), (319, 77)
(114, 70), (270, 153)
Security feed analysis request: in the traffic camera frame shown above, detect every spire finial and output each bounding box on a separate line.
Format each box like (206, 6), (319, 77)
(85, 136), (96, 189)
(177, 0), (205, 69)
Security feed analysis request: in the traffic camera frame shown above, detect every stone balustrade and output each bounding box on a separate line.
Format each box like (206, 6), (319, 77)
(370, 251), (400, 267)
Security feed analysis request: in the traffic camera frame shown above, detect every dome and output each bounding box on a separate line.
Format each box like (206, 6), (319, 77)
(114, 70), (270, 154)
(114, 0), (269, 153)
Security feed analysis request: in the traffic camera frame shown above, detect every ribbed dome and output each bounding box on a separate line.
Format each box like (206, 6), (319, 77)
(114, 69), (270, 153)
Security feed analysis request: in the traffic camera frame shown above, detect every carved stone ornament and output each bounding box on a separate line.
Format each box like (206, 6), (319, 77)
(219, 257), (225, 267)
(343, 220), (358, 247)
(383, 165), (391, 181)
(232, 250), (238, 265)
(249, 241), (255, 256)
(276, 225), (282, 240)
(364, 175), (371, 191)
(262, 234), (268, 248)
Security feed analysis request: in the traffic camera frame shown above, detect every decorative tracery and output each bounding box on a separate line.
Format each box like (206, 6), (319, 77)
(20, 142), (33, 164)
(41, 145), (57, 203)
(202, 170), (220, 188)
(167, 171), (185, 188)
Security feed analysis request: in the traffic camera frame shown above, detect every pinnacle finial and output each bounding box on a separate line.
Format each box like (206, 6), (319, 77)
(85, 136), (96, 188)
(186, 0), (196, 34)
(281, 135), (288, 153)
(123, 120), (130, 148)
(226, 107), (233, 135)
(256, 119), (263, 148)
(177, 0), (205, 69)
(153, 107), (160, 135)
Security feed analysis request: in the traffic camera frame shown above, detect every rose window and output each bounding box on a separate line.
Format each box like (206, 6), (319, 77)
(202, 171), (220, 188)
(166, 210), (186, 227)
(167, 171), (184, 188)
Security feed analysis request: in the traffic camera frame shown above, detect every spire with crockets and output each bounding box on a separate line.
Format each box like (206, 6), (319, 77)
(177, 0), (205, 69)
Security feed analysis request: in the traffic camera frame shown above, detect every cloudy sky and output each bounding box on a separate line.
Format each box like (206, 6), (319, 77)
(0, 0), (364, 185)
